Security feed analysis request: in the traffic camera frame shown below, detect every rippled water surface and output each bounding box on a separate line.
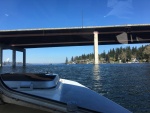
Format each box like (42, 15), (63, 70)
(0, 63), (150, 113)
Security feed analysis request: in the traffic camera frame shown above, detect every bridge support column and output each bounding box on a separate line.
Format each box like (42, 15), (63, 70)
(23, 49), (26, 67)
(0, 47), (3, 67)
(12, 49), (16, 67)
(93, 31), (99, 64)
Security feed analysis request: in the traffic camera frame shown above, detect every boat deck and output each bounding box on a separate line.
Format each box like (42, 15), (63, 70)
(1, 73), (59, 89)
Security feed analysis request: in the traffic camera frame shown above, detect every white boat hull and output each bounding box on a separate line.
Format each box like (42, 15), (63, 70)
(1, 73), (131, 113)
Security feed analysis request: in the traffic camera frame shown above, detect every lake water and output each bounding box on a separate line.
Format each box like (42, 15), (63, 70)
(0, 63), (150, 113)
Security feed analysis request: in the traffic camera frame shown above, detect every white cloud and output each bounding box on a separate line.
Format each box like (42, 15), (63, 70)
(5, 14), (9, 17)
(105, 0), (133, 18)
(107, 0), (118, 8)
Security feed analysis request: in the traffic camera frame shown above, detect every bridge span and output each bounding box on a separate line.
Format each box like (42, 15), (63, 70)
(0, 24), (150, 66)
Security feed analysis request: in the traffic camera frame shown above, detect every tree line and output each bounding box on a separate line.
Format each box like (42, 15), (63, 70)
(66, 45), (150, 64)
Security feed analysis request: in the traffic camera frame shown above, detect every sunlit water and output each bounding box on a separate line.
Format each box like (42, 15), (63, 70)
(0, 63), (150, 113)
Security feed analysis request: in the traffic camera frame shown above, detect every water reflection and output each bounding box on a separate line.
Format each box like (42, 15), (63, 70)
(92, 65), (102, 94)
(93, 65), (100, 81)
(1, 66), (27, 73)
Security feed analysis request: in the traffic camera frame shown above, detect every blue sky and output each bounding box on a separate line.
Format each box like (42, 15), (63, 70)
(0, 0), (150, 63)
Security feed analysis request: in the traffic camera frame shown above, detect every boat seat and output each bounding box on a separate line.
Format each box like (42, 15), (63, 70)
(1, 73), (59, 90)
(1, 73), (55, 81)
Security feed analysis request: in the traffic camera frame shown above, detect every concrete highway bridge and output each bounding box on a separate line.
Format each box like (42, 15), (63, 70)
(0, 24), (150, 67)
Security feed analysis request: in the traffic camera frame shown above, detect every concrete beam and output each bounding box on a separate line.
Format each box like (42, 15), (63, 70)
(23, 49), (26, 67)
(0, 43), (24, 52)
(0, 44), (26, 67)
(93, 31), (99, 64)
(12, 50), (16, 67)
(0, 47), (3, 67)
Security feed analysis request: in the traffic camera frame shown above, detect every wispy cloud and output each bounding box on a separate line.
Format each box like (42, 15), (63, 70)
(4, 14), (9, 17)
(105, 0), (133, 18)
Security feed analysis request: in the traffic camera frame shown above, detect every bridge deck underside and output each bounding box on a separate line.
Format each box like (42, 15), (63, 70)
(0, 25), (150, 49)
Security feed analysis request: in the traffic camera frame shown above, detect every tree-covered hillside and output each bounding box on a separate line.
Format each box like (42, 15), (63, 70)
(66, 45), (150, 64)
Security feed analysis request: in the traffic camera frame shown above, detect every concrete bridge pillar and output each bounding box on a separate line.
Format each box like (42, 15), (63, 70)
(12, 49), (26, 67)
(23, 49), (26, 67)
(93, 31), (99, 64)
(0, 47), (3, 67)
(12, 49), (16, 67)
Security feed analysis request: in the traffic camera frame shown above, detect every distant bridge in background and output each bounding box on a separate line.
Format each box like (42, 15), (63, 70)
(0, 24), (150, 66)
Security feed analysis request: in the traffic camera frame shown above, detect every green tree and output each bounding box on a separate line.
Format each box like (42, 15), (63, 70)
(112, 48), (115, 59)
(137, 45), (144, 60)
(108, 49), (113, 58)
(115, 48), (119, 61)
(126, 46), (131, 61)
(65, 57), (68, 64)
(71, 56), (74, 62)
(120, 51), (127, 63)
(106, 54), (110, 63)
(131, 47), (137, 58)
(101, 51), (106, 59)
(143, 45), (150, 62)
